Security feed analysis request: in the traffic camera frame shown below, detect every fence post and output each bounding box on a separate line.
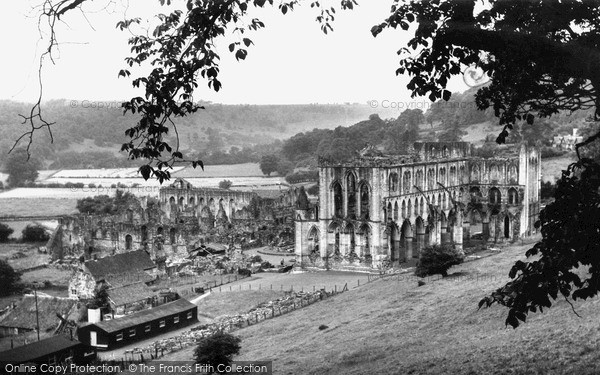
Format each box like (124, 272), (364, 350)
(335, 285), (337, 293)
(230, 285), (232, 291)
(358, 279), (360, 287)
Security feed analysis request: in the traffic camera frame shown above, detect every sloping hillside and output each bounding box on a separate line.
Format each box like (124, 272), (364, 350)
(167, 238), (600, 374)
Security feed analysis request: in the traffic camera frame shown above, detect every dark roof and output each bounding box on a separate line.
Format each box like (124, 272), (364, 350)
(0, 335), (82, 364)
(108, 282), (156, 307)
(104, 271), (155, 288)
(0, 296), (77, 331)
(85, 251), (156, 279)
(204, 243), (228, 252)
(90, 299), (196, 333)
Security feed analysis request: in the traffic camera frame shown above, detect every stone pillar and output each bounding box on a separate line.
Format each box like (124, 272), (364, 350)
(453, 210), (463, 252)
(482, 221), (490, 241)
(463, 222), (470, 242)
(405, 237), (413, 259)
(416, 233), (425, 257)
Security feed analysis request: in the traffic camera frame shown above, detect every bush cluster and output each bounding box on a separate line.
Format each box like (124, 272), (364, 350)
(415, 244), (464, 278)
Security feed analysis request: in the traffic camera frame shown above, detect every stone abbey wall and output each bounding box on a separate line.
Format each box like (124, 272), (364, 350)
(295, 142), (541, 271)
(49, 178), (298, 265)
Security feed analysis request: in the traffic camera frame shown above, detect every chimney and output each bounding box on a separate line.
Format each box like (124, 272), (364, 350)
(573, 128), (578, 137)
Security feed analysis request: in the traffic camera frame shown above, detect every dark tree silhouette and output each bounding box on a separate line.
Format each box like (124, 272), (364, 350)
(4, 148), (40, 187)
(0, 223), (14, 243)
(259, 154), (279, 176)
(21, 224), (50, 242)
(194, 332), (241, 372)
(0, 259), (22, 296)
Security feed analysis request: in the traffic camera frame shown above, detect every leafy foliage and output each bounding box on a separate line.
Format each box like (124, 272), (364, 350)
(540, 181), (556, 200)
(87, 284), (110, 312)
(259, 154), (279, 176)
(479, 159), (600, 328)
(415, 245), (464, 278)
(21, 224), (50, 243)
(373, 0), (600, 141)
(194, 332), (241, 370)
(0, 259), (22, 296)
(437, 115), (467, 142)
(218, 179), (233, 190)
(76, 190), (139, 215)
(3, 148), (40, 187)
(0, 223), (14, 243)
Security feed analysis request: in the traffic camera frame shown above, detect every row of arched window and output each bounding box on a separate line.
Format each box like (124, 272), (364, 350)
(331, 173), (370, 219)
(470, 187), (519, 205)
(389, 164), (465, 194)
(471, 164), (518, 183)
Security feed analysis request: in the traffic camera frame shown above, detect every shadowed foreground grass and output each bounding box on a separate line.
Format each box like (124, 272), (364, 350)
(164, 240), (600, 374)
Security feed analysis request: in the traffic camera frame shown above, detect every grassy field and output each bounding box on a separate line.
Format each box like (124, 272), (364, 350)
(207, 270), (370, 294)
(172, 163), (265, 178)
(0, 243), (51, 270)
(196, 290), (287, 320)
(20, 267), (72, 287)
(0, 198), (78, 217)
(162, 238), (600, 374)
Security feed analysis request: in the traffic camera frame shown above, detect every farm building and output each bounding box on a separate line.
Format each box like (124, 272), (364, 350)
(107, 282), (159, 315)
(0, 295), (78, 338)
(77, 298), (198, 350)
(69, 250), (160, 300)
(0, 334), (96, 366)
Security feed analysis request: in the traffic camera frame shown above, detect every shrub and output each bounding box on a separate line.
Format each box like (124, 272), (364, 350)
(306, 184), (319, 196)
(415, 244), (464, 278)
(540, 146), (568, 158)
(21, 224), (50, 242)
(0, 223), (14, 242)
(194, 332), (241, 369)
(285, 171), (319, 184)
(0, 259), (22, 296)
(249, 255), (262, 263)
(238, 268), (252, 277)
(218, 179), (233, 189)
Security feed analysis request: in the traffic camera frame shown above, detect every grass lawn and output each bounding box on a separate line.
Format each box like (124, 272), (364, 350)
(162, 238), (600, 374)
(210, 270), (371, 294)
(20, 267), (73, 287)
(0, 243), (51, 270)
(196, 290), (287, 320)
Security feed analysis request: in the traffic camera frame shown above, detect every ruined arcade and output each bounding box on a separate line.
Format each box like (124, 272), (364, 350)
(295, 142), (541, 271)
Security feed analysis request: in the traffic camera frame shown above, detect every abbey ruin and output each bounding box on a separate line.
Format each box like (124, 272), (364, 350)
(295, 142), (541, 271)
(48, 178), (298, 266)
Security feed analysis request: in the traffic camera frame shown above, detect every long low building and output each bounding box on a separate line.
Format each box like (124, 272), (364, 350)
(77, 298), (198, 350)
(0, 335), (96, 366)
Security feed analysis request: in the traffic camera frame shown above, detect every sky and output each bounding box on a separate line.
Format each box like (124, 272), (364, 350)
(0, 0), (471, 106)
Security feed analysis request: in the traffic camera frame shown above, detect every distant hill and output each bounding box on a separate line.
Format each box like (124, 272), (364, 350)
(1, 89), (591, 172)
(0, 100), (397, 170)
